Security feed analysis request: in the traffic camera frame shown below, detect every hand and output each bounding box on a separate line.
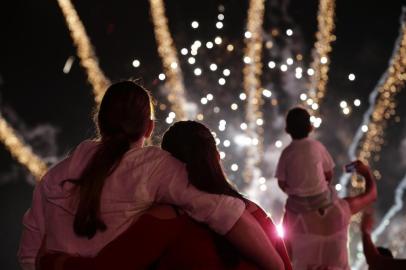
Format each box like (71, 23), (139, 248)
(353, 160), (371, 177)
(361, 212), (374, 234)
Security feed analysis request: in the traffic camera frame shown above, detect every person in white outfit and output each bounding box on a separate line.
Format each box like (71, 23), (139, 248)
(18, 81), (283, 270)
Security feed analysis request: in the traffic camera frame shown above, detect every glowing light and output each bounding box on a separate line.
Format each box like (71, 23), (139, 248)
(260, 184), (267, 191)
(275, 140), (283, 148)
(206, 41), (214, 49)
(191, 21), (199, 29)
(361, 125), (368, 133)
(158, 73), (166, 80)
(227, 44), (234, 51)
(244, 31), (252, 39)
(194, 68), (202, 76)
(320, 56), (328, 64)
(214, 36), (222, 45)
(231, 103), (238, 110)
(276, 223), (285, 238)
(206, 93), (214, 101)
(262, 89), (272, 98)
(295, 67), (303, 73)
(256, 118), (264, 126)
(216, 21), (223, 29)
(166, 117), (174, 124)
(168, 112), (176, 118)
(218, 14), (224, 21)
(340, 101), (348, 108)
(280, 64), (288, 72)
(239, 93), (247, 100)
(240, 123), (248, 130)
(268, 61), (276, 69)
(300, 93), (307, 101)
(170, 62), (178, 69)
(286, 29), (293, 36)
(180, 48), (188, 55)
(223, 140), (231, 147)
(210, 63), (218, 71)
(223, 69), (231, 76)
(0, 116), (48, 181)
(348, 73), (356, 81)
(295, 73), (303, 79)
(307, 68), (315, 76)
(286, 58), (294, 65)
(354, 99), (361, 107)
(200, 97), (208, 104)
(243, 56), (252, 64)
(57, 0), (110, 103)
(335, 183), (342, 191)
(219, 152), (226, 159)
(188, 57), (196, 64)
(231, 164), (239, 171)
(218, 78), (226, 85)
(62, 56), (74, 74)
(311, 103), (319, 110)
(342, 107), (350, 115)
(196, 114), (204, 120)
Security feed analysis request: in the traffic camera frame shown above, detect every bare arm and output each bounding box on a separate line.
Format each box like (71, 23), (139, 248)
(226, 210), (285, 270)
(344, 161), (377, 215)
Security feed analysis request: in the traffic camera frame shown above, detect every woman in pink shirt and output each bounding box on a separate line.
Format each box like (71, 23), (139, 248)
(18, 81), (282, 270)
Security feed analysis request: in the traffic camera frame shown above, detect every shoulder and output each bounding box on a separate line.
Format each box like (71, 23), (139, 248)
(140, 146), (184, 166)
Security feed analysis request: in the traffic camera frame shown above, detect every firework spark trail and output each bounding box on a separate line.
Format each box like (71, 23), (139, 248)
(306, 0), (335, 112)
(149, 0), (188, 120)
(337, 84), (380, 197)
(339, 8), (406, 197)
(242, 0), (265, 183)
(353, 172), (406, 270)
(0, 115), (47, 181)
(57, 0), (110, 104)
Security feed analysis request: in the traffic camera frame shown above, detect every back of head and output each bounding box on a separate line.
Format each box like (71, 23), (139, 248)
(162, 121), (243, 267)
(377, 247), (394, 258)
(73, 80), (152, 239)
(286, 107), (312, 139)
(161, 121), (242, 199)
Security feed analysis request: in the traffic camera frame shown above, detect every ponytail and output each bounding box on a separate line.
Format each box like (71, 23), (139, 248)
(70, 81), (152, 239)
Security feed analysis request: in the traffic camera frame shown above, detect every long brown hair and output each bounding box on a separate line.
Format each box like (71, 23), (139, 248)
(161, 121), (244, 266)
(72, 81), (152, 239)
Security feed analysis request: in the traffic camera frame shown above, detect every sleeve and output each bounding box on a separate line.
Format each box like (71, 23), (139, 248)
(320, 143), (335, 172)
(18, 183), (46, 270)
(275, 152), (286, 182)
(151, 155), (245, 235)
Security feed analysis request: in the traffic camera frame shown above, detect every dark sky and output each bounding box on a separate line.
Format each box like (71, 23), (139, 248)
(1, 0), (406, 268)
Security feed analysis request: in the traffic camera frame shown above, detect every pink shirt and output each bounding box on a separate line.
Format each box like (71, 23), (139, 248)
(18, 140), (245, 269)
(275, 137), (335, 197)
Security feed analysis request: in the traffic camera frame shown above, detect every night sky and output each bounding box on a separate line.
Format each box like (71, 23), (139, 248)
(1, 0), (406, 269)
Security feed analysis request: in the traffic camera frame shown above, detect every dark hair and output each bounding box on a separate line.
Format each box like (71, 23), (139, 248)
(286, 107), (312, 139)
(377, 247), (394, 258)
(72, 81), (152, 239)
(161, 121), (243, 267)
(161, 121), (243, 199)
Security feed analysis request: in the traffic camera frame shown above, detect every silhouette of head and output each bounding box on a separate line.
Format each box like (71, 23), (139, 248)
(286, 107), (312, 139)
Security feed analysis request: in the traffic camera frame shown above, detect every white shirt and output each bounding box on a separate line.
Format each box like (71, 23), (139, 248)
(285, 199), (351, 270)
(275, 137), (335, 197)
(18, 140), (245, 269)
